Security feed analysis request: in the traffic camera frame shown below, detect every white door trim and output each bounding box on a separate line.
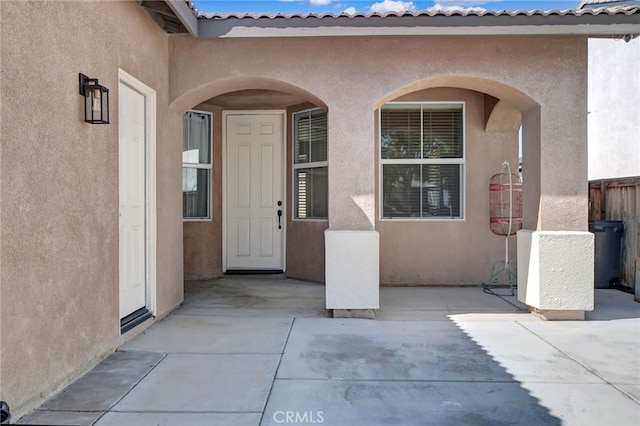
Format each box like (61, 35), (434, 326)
(222, 110), (287, 273)
(118, 68), (157, 323)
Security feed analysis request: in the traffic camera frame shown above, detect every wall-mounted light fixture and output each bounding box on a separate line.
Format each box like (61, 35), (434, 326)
(79, 73), (109, 124)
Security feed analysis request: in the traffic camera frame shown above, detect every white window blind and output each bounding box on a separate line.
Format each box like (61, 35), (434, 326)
(380, 103), (464, 219)
(293, 109), (328, 220)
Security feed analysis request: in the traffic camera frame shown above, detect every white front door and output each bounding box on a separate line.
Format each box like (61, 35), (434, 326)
(226, 113), (284, 270)
(119, 83), (147, 319)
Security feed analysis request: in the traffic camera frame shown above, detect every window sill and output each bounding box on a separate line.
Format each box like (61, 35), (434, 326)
(379, 217), (465, 222)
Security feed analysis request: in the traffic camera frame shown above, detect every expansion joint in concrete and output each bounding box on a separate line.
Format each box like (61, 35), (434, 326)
(516, 321), (640, 405)
(259, 317), (296, 425)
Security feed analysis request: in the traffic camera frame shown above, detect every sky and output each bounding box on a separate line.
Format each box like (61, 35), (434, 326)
(190, 0), (585, 15)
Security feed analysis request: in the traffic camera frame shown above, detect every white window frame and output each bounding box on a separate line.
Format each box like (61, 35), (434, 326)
(182, 109), (213, 221)
(379, 101), (466, 221)
(292, 108), (329, 221)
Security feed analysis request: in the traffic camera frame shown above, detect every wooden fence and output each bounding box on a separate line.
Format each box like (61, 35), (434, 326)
(589, 177), (639, 292)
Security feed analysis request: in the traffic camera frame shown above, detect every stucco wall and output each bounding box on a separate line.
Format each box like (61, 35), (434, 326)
(183, 103), (223, 280)
(169, 35), (588, 233)
(377, 88), (519, 284)
(587, 37), (640, 181)
(0, 1), (182, 418)
(168, 35), (588, 283)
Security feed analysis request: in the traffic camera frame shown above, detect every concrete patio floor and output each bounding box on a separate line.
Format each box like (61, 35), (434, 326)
(17, 275), (640, 426)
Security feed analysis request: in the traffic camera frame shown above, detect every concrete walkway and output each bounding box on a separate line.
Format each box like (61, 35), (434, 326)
(18, 276), (640, 426)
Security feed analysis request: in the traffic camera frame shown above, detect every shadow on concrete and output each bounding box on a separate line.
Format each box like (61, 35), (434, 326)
(262, 314), (561, 426)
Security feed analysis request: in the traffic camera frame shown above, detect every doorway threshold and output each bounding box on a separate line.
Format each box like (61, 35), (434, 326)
(224, 270), (284, 276)
(120, 307), (153, 334)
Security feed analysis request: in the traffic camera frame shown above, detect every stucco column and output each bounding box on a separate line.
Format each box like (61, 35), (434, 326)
(324, 103), (379, 317)
(326, 104), (376, 230)
(537, 103), (589, 232)
(518, 72), (594, 319)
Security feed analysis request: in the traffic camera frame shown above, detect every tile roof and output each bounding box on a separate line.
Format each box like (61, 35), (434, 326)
(580, 0), (640, 7)
(188, 5), (639, 20)
(174, 1), (640, 38)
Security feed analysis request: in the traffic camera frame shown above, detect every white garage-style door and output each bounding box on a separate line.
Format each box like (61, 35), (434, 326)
(118, 70), (156, 332)
(225, 113), (285, 271)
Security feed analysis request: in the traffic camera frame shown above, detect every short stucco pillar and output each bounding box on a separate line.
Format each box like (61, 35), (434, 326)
(324, 103), (379, 318)
(517, 230), (594, 320)
(325, 230), (379, 318)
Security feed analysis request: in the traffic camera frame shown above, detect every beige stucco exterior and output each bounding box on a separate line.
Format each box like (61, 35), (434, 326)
(1, 0), (607, 419)
(0, 1), (183, 418)
(173, 35), (588, 284)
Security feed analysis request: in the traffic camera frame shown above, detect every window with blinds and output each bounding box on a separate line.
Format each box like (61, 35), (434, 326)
(380, 103), (464, 219)
(293, 109), (328, 220)
(182, 110), (212, 220)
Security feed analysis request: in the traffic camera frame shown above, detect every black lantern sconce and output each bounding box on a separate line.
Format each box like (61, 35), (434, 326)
(79, 73), (109, 124)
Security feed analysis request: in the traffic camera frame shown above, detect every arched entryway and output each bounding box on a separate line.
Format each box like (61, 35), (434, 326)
(171, 78), (328, 282)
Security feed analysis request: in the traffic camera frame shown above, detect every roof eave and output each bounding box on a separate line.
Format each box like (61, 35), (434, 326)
(197, 14), (640, 38)
(198, 23), (640, 38)
(163, 2), (640, 39)
(165, 0), (199, 37)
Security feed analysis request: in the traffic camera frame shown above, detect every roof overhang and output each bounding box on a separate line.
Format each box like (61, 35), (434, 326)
(150, 2), (640, 39)
(198, 14), (640, 38)
(164, 0), (198, 36)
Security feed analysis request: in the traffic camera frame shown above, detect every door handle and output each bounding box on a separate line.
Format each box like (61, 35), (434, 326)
(277, 209), (283, 229)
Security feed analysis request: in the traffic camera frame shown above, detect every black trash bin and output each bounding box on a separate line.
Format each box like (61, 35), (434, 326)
(589, 220), (624, 289)
(0, 401), (10, 425)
